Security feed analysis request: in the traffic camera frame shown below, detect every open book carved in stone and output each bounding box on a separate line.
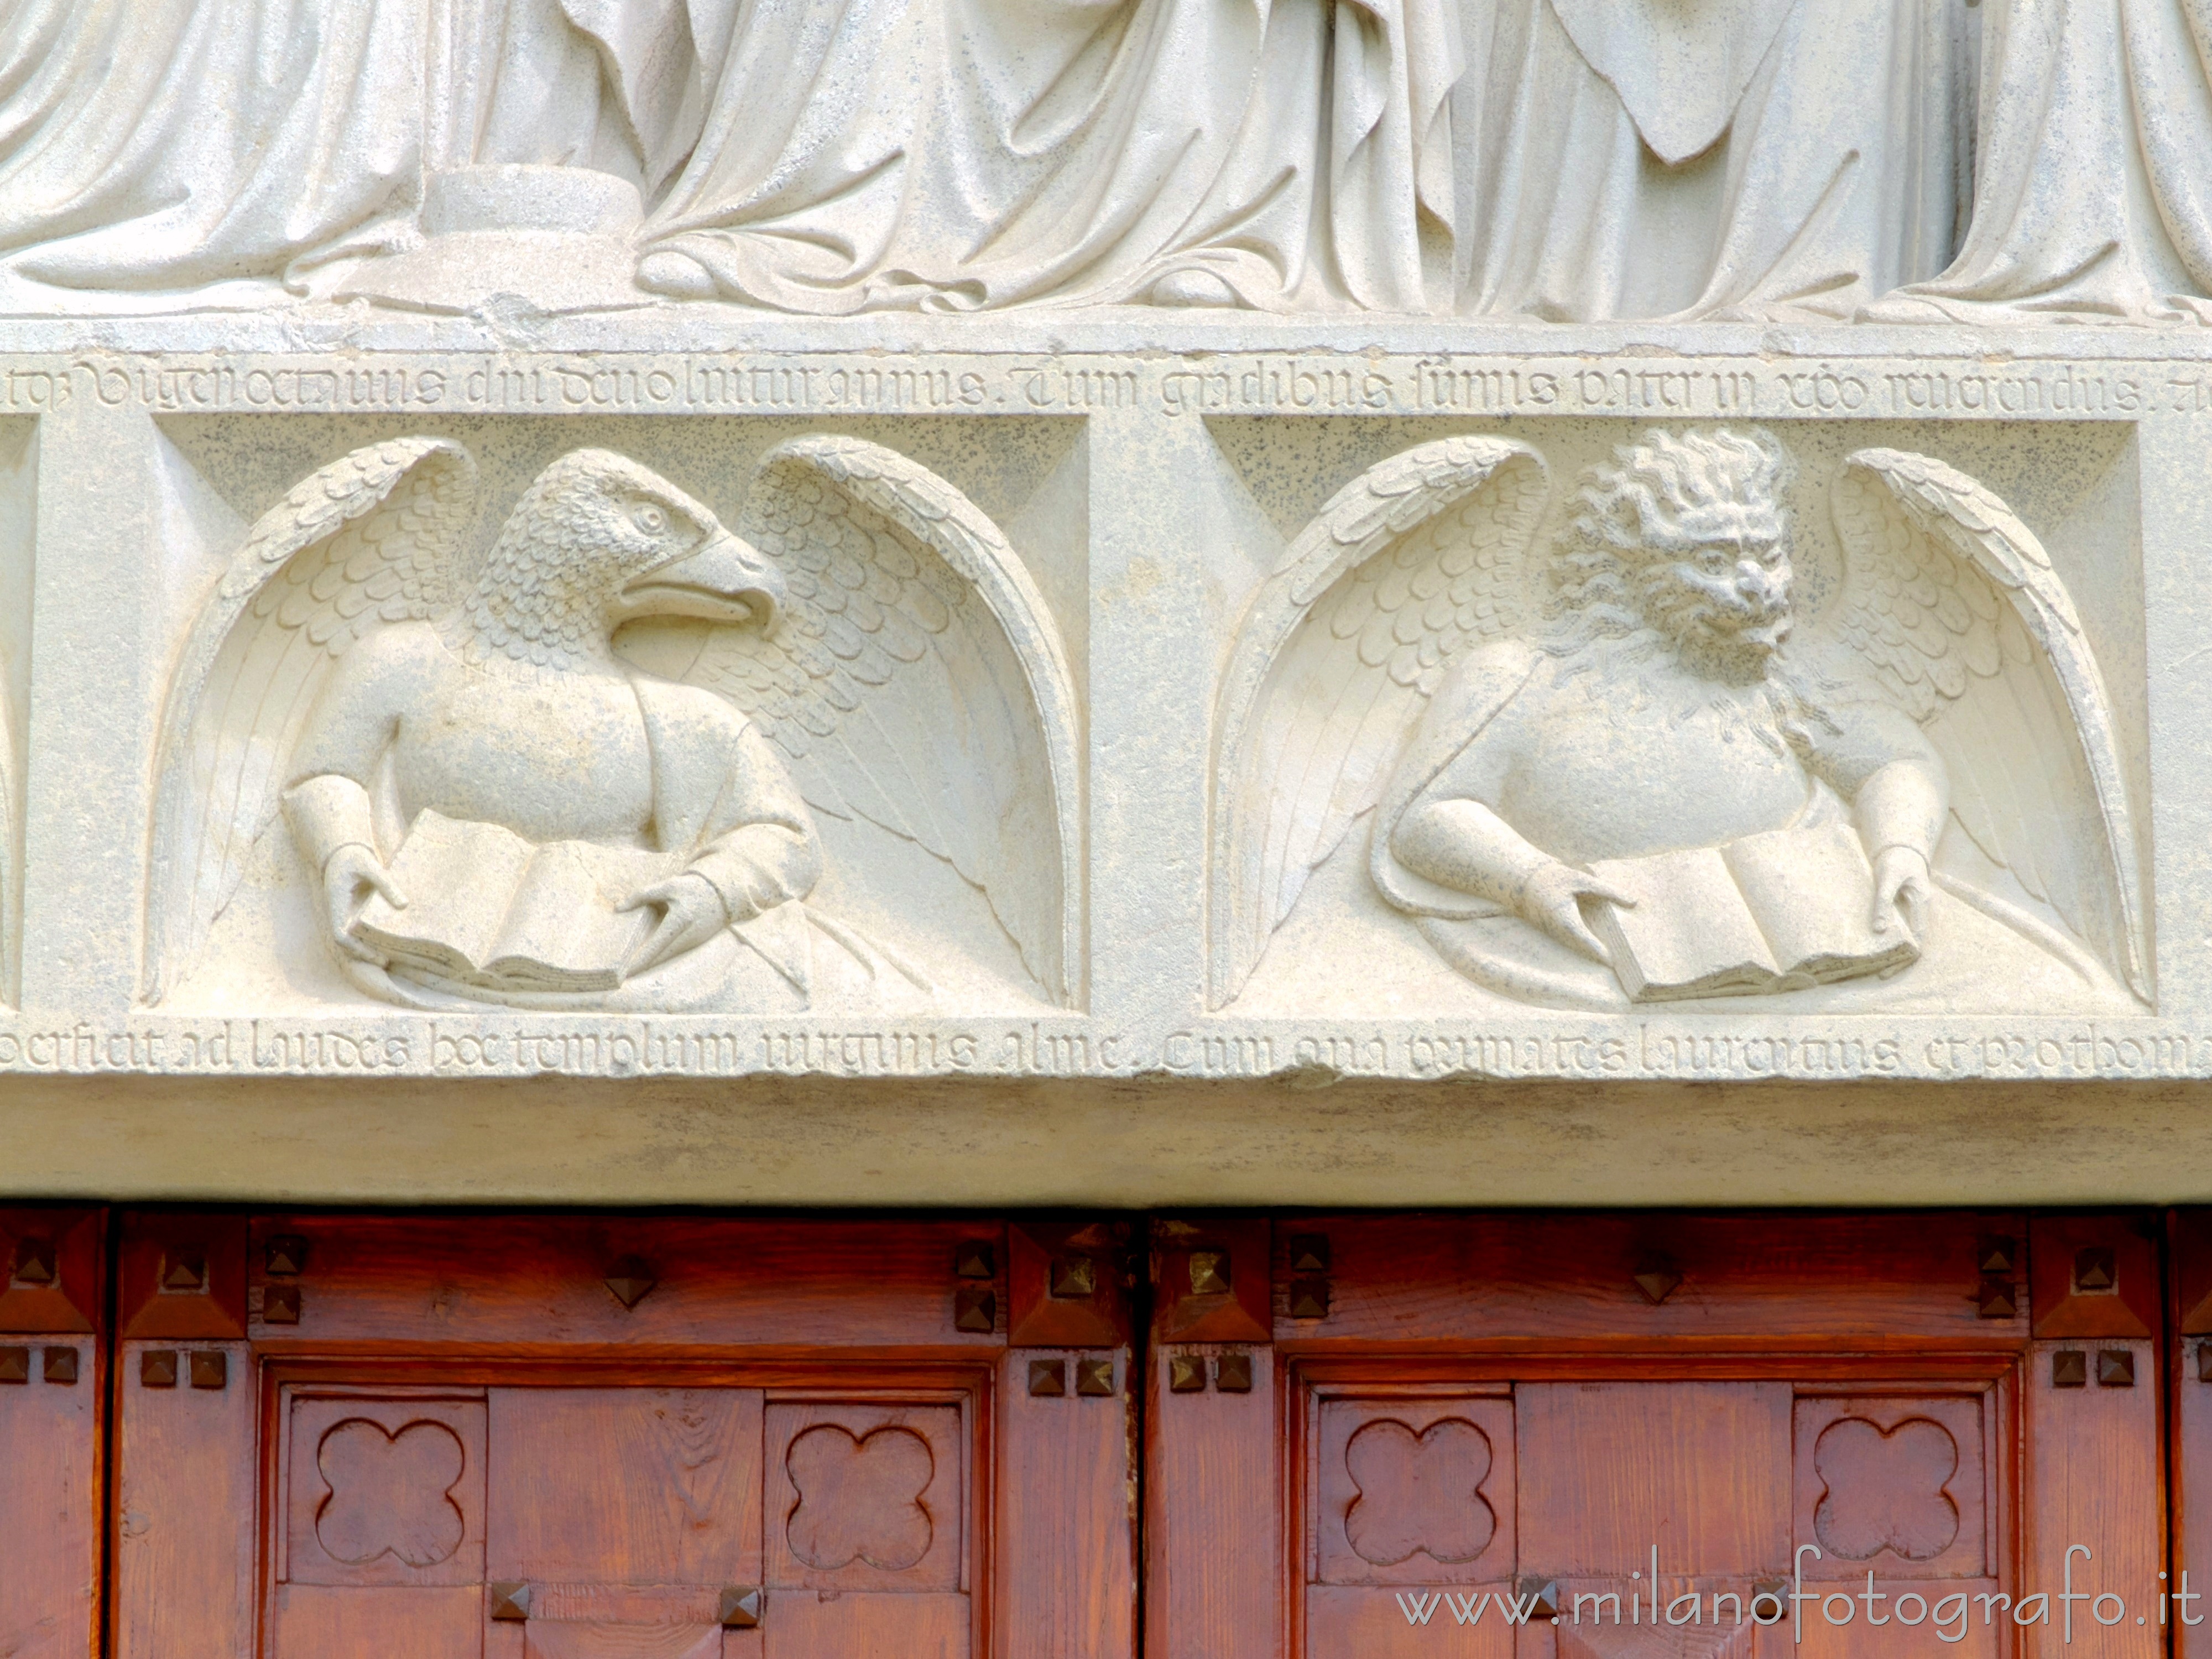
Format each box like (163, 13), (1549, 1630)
(347, 810), (667, 995)
(1212, 427), (2150, 1013)
(1585, 821), (1919, 1002)
(144, 435), (1081, 1013)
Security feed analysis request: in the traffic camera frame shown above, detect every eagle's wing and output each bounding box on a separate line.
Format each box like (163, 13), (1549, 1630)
(624, 435), (1082, 1005)
(1209, 436), (1551, 1006)
(1815, 447), (2148, 999)
(142, 437), (481, 1001)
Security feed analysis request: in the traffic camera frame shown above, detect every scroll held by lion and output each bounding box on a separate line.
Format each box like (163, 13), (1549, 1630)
(1213, 427), (2149, 1014)
(144, 435), (1081, 1014)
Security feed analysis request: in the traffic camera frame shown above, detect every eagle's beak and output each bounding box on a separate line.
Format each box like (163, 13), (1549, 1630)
(619, 529), (785, 628)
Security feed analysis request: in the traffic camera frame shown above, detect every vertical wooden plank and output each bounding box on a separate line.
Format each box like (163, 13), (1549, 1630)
(0, 1334), (103, 1659)
(0, 1206), (105, 1659)
(995, 1349), (1135, 1658)
(1144, 1344), (1281, 1659)
(2026, 1338), (2161, 1659)
(2175, 1210), (2212, 1659)
(113, 1339), (257, 1659)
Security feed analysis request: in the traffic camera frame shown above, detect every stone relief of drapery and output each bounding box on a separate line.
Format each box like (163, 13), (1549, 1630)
(1459, 0), (1978, 319)
(0, 0), (423, 301)
(1869, 0), (2212, 322)
(633, 0), (1463, 313)
(0, 0), (2206, 320)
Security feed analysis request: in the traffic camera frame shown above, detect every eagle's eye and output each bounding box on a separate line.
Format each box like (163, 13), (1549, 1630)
(630, 503), (669, 535)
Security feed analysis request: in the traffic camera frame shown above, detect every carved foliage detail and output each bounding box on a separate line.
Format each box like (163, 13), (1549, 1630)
(1811, 1417), (1960, 1562)
(1344, 1418), (1498, 1566)
(315, 1418), (468, 1567)
(785, 1425), (935, 1572)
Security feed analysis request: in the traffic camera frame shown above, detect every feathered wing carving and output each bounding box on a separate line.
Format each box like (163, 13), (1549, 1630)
(653, 435), (1083, 1005)
(1820, 447), (2149, 1000)
(1209, 436), (1552, 1008)
(142, 439), (482, 1001)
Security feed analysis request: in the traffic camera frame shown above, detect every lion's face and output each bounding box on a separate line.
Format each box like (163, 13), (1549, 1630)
(1635, 528), (1793, 682)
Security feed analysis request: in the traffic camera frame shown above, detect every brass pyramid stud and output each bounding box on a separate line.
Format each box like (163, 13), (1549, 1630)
(2051, 1348), (2088, 1387)
(0, 1347), (27, 1384)
(1520, 1578), (1563, 1620)
(2074, 1246), (2117, 1293)
(1287, 1234), (1331, 1275)
(1288, 1277), (1330, 1319)
(1976, 1278), (2017, 1318)
(140, 1350), (178, 1388)
(10, 1237), (56, 1286)
(1215, 1352), (1254, 1392)
(1074, 1358), (1116, 1396)
(1049, 1255), (1097, 1298)
(161, 1249), (208, 1293)
(1976, 1234), (2016, 1275)
(1029, 1359), (1067, 1397)
(1188, 1251), (1230, 1296)
(718, 1585), (764, 1629)
(189, 1351), (228, 1390)
(2198, 1342), (2212, 1383)
(262, 1284), (302, 1324)
(42, 1347), (78, 1385)
(953, 1285), (997, 1333)
(264, 1235), (309, 1277)
(2097, 1349), (2136, 1387)
(488, 1583), (532, 1622)
(1632, 1268), (1682, 1305)
(604, 1254), (656, 1310)
(1167, 1354), (1206, 1392)
(953, 1241), (995, 1280)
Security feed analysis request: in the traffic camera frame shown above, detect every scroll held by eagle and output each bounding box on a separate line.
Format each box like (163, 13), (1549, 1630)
(1213, 427), (2149, 1014)
(144, 435), (1081, 1013)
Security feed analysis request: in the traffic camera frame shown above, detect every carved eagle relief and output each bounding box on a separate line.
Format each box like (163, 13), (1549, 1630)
(144, 434), (1081, 1010)
(1211, 430), (2148, 1013)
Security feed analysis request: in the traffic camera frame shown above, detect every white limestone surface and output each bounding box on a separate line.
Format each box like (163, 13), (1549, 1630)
(4, 0), (2212, 1167)
(0, 331), (2208, 1104)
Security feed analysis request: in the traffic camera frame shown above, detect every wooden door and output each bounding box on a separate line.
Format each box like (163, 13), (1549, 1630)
(0, 1207), (106, 1659)
(108, 1212), (1136, 1659)
(1146, 1213), (2164, 1659)
(2169, 1209), (2212, 1659)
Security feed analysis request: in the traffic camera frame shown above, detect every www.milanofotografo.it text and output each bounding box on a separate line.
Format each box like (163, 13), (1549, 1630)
(1392, 1546), (2196, 1642)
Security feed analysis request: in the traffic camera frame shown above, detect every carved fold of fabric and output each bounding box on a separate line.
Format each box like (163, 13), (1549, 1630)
(1875, 0), (2212, 321)
(1463, 0), (1972, 320)
(637, 0), (1462, 312)
(430, 0), (731, 194)
(0, 0), (424, 295)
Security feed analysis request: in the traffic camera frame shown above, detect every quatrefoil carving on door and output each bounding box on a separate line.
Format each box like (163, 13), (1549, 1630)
(1812, 1417), (1960, 1561)
(785, 1425), (935, 1571)
(1344, 1417), (1498, 1566)
(315, 1418), (468, 1567)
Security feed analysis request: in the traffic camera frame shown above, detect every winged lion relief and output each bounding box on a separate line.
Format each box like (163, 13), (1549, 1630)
(1212, 427), (2149, 1014)
(144, 435), (1081, 1013)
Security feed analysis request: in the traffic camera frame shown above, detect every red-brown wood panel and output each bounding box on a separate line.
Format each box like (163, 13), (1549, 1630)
(0, 1207), (106, 1659)
(997, 1224), (1138, 1658)
(1145, 1212), (2164, 1659)
(107, 1212), (1136, 1659)
(2171, 1209), (2212, 1659)
(1145, 1217), (1282, 1659)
